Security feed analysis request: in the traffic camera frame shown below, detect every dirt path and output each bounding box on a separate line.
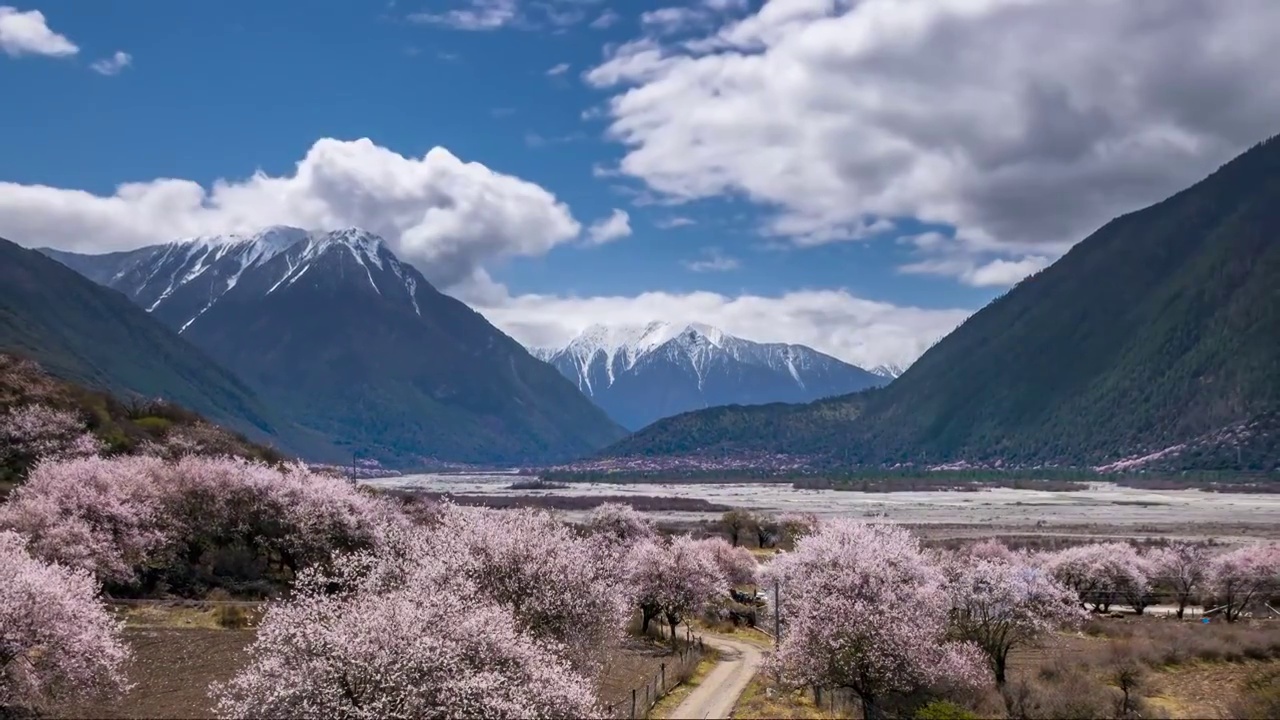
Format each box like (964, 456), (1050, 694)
(669, 634), (763, 719)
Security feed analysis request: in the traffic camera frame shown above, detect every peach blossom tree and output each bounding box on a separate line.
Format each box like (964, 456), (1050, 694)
(1208, 543), (1280, 622)
(1148, 542), (1210, 619)
(210, 546), (599, 720)
(1, 531), (130, 715)
(945, 557), (1084, 685)
(426, 505), (631, 677)
(766, 520), (987, 720)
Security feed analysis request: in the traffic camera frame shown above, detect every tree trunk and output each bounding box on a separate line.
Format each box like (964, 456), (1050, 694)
(1175, 600), (1186, 620)
(641, 604), (659, 635)
(861, 695), (878, 720)
(995, 651), (1008, 686)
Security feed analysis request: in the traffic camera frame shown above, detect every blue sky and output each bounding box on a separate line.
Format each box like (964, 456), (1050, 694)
(1, 0), (1276, 368)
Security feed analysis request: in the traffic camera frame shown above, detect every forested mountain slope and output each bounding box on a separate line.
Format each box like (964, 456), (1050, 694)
(0, 238), (287, 448)
(605, 135), (1280, 471)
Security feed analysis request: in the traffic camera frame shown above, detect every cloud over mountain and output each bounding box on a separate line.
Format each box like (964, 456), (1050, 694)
(0, 137), (581, 290)
(587, 0), (1280, 283)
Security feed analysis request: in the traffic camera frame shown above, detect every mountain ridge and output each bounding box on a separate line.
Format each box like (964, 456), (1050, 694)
(43, 228), (627, 466)
(535, 321), (886, 430)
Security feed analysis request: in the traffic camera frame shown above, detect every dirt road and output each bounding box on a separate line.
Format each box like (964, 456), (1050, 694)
(669, 634), (763, 719)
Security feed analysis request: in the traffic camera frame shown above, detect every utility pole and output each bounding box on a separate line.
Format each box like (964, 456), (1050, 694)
(774, 577), (781, 640)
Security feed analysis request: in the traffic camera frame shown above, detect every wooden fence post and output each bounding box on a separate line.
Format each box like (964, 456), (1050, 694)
(631, 688), (636, 719)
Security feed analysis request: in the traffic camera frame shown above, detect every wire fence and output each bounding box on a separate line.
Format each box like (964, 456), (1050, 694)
(604, 627), (707, 720)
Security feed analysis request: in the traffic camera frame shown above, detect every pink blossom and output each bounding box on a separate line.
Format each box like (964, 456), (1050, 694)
(945, 557), (1085, 684)
(585, 501), (657, 546)
(698, 536), (759, 588)
(1147, 542), (1210, 619)
(0, 404), (100, 472)
(966, 538), (1018, 564)
(1208, 543), (1280, 622)
(0, 530), (130, 713)
(0, 455), (171, 584)
(628, 534), (726, 642)
(424, 505), (631, 676)
(776, 512), (818, 545)
(1044, 542), (1148, 612)
(211, 549), (599, 719)
(766, 520), (986, 718)
(0, 455), (409, 588)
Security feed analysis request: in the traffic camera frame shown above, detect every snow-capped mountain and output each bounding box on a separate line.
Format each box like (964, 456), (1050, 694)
(45, 227), (426, 334)
(534, 322), (888, 430)
(41, 228), (625, 465)
(870, 363), (908, 380)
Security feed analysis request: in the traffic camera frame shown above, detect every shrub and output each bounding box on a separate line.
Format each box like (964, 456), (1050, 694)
(914, 700), (980, 720)
(213, 605), (252, 629)
(1229, 666), (1280, 720)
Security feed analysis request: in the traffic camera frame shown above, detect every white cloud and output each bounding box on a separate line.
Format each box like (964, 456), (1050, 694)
(589, 9), (620, 29)
(588, 0), (1280, 274)
(545, 61), (570, 76)
(90, 50), (131, 76)
(682, 247), (739, 272)
(477, 289), (971, 371)
(899, 255), (1051, 288)
(655, 215), (695, 229)
(408, 0), (519, 30)
(408, 0), (597, 31)
(0, 6), (78, 57)
(0, 137), (581, 290)
(584, 208), (632, 245)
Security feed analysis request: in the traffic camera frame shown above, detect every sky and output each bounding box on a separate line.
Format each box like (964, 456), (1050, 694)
(1, 0), (1278, 371)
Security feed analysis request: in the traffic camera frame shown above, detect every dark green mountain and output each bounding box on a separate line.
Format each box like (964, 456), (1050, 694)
(0, 238), (287, 448)
(606, 135), (1280, 472)
(44, 228), (627, 466)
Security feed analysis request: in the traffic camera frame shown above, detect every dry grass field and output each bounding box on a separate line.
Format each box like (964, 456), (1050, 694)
(729, 615), (1280, 719)
(53, 603), (693, 719)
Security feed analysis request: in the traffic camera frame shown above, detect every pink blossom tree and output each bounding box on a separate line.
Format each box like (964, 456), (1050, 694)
(777, 512), (818, 546)
(0, 455), (172, 584)
(945, 557), (1084, 685)
(1044, 542), (1148, 612)
(767, 519), (987, 720)
(585, 501), (657, 546)
(1208, 543), (1280, 622)
(211, 548), (599, 719)
(1, 455), (408, 591)
(1148, 542), (1210, 619)
(424, 505), (630, 677)
(1, 531), (130, 715)
(699, 536), (759, 588)
(628, 535), (726, 644)
(0, 404), (100, 477)
(966, 538), (1018, 564)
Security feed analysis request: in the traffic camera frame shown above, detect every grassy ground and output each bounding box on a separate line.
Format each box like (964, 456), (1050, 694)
(649, 648), (721, 718)
(729, 616), (1280, 719)
(733, 676), (835, 719)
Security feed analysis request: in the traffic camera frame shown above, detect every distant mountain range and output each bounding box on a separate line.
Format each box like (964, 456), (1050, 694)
(533, 322), (887, 430)
(40, 227), (625, 466)
(602, 135), (1280, 473)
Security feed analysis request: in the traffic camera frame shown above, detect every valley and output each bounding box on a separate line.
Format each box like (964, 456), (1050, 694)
(2, 5), (1279, 718)
(367, 472), (1280, 539)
